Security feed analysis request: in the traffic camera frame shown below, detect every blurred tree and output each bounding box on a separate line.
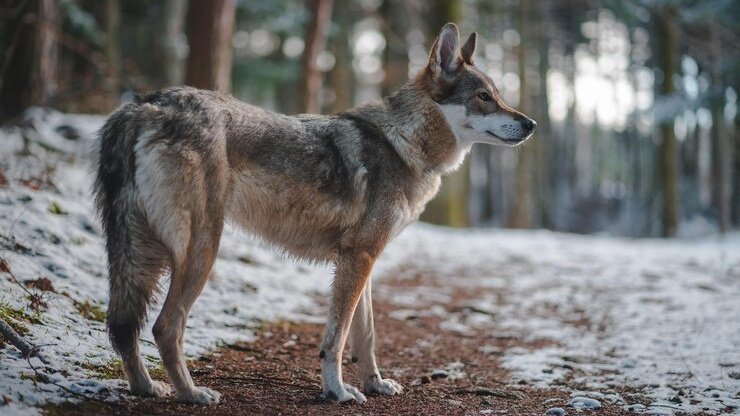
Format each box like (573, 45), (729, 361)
(508, 0), (537, 229)
(709, 25), (730, 233)
(329, 0), (352, 113)
(299, 0), (334, 113)
(152, 0), (187, 87)
(0, 0), (59, 122)
(656, 6), (680, 237)
(184, 0), (236, 92)
(381, 0), (408, 96)
(734, 114), (740, 226)
(535, 2), (552, 229)
(102, 0), (120, 97)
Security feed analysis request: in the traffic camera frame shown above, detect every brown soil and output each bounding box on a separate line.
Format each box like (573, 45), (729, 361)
(46, 272), (655, 416)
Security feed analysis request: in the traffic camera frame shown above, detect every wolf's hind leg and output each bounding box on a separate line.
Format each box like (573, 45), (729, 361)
(320, 249), (378, 404)
(349, 279), (403, 396)
(153, 225), (223, 405)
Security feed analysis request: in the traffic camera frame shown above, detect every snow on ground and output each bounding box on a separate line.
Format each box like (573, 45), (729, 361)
(1, 109), (739, 415)
(381, 227), (740, 414)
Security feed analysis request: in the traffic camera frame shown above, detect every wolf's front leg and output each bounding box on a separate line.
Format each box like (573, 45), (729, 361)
(349, 278), (403, 396)
(320, 249), (376, 403)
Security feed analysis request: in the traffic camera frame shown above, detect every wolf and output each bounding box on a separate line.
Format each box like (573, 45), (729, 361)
(93, 23), (535, 405)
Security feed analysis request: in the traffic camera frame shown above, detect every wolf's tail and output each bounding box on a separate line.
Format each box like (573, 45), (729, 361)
(93, 106), (155, 355)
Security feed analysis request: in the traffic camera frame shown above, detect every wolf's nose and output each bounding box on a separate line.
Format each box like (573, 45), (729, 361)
(522, 118), (537, 132)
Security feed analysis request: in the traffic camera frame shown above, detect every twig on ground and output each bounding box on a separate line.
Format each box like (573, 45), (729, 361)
(0, 258), (50, 364)
(1, 257), (45, 310)
(26, 355), (98, 401)
(0, 319), (50, 364)
(454, 387), (525, 400)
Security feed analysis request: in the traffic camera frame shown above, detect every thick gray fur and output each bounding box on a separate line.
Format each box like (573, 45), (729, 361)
(93, 23), (535, 404)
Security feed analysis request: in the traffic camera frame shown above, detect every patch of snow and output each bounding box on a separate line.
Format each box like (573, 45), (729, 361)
(433, 361), (467, 380)
(545, 407), (567, 416)
(568, 395), (601, 410)
(375, 226), (740, 414)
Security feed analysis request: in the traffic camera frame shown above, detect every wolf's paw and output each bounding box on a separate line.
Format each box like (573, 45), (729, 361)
(364, 375), (403, 396)
(177, 386), (221, 405)
(323, 383), (367, 404)
(130, 380), (172, 398)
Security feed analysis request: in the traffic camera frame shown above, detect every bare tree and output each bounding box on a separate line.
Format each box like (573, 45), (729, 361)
(103, 0), (121, 96)
(656, 7), (679, 237)
(0, 0), (60, 122)
(508, 0), (537, 229)
(734, 115), (740, 226)
(299, 0), (334, 113)
(329, 0), (352, 113)
(381, 0), (409, 96)
(709, 25), (730, 233)
(184, 0), (236, 93)
(153, 0), (188, 87)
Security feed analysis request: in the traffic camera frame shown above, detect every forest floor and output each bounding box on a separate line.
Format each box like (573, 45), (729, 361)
(38, 242), (740, 415)
(45, 280), (647, 416)
(2, 109), (739, 416)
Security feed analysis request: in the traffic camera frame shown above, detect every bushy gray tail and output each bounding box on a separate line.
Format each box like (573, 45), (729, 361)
(93, 107), (153, 355)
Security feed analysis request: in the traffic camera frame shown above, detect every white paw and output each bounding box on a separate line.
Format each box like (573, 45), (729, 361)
(130, 380), (172, 398)
(364, 376), (403, 396)
(177, 386), (221, 404)
(343, 383), (367, 403)
(323, 383), (367, 404)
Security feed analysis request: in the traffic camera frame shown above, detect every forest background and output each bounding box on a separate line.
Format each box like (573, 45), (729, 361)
(1, 0), (738, 238)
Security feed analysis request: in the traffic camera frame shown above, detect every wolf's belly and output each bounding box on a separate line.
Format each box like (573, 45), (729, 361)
(224, 168), (365, 261)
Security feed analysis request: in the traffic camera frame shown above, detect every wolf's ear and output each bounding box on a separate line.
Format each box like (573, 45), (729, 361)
(429, 23), (462, 78)
(461, 32), (477, 65)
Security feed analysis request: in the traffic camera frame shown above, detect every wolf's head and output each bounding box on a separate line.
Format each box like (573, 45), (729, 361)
(423, 23), (536, 146)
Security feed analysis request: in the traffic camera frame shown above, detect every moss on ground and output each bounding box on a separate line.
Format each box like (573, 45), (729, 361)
(78, 358), (124, 380)
(0, 300), (42, 337)
(73, 300), (106, 323)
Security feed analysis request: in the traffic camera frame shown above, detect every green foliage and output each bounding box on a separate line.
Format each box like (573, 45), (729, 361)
(47, 201), (67, 215)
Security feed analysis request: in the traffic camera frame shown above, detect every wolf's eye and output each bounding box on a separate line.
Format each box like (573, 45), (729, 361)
(478, 92), (491, 101)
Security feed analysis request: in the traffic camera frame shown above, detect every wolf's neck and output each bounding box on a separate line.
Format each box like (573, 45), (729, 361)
(355, 81), (465, 175)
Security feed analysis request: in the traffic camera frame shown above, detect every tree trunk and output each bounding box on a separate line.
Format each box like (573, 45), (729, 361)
(656, 7), (679, 237)
(0, 0), (59, 122)
(299, 0), (334, 113)
(103, 0), (121, 97)
(329, 0), (352, 113)
(184, 0), (236, 93)
(153, 0), (187, 87)
(508, 0), (535, 228)
(535, 2), (551, 228)
(709, 26), (730, 233)
(733, 114), (740, 226)
(381, 0), (409, 97)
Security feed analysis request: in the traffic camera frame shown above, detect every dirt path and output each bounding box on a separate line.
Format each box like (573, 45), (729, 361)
(45, 270), (655, 416)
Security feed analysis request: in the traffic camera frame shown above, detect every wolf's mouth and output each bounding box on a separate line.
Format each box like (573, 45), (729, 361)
(485, 130), (524, 143)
